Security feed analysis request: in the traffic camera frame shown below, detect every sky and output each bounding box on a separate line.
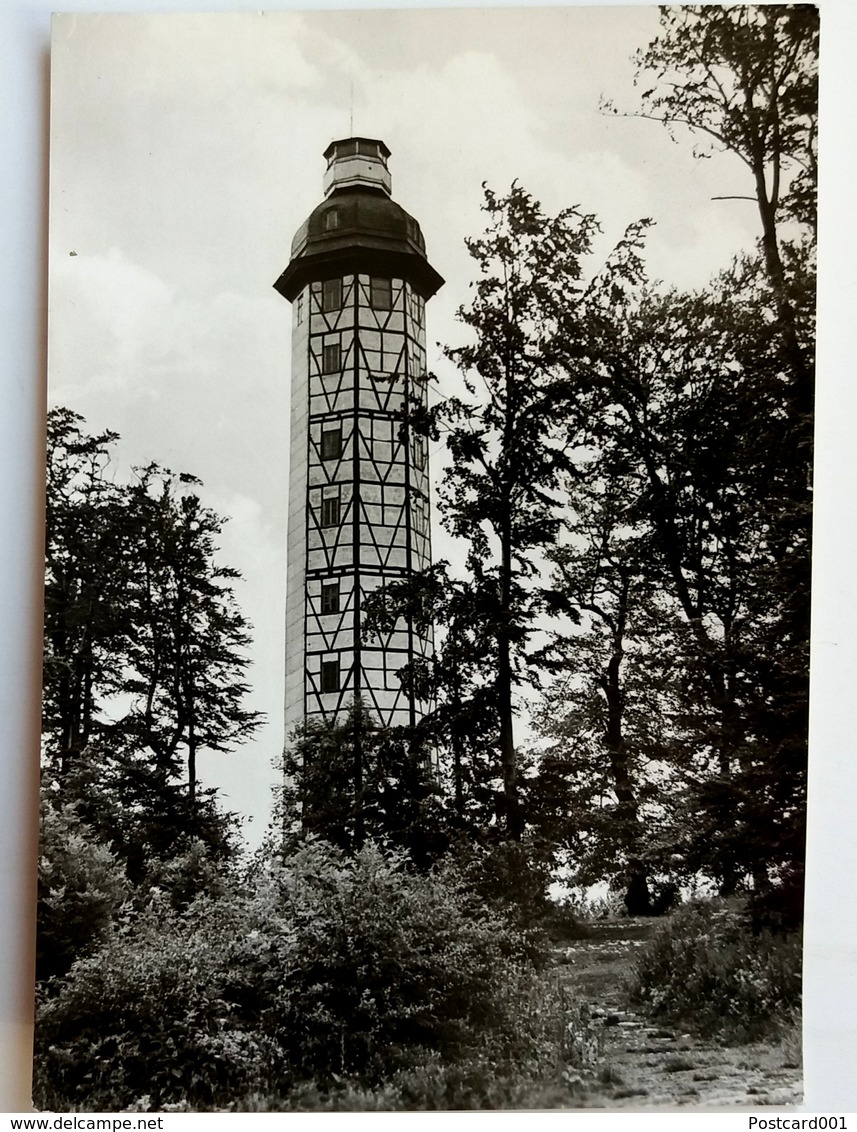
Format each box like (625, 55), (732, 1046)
(48, 8), (780, 845)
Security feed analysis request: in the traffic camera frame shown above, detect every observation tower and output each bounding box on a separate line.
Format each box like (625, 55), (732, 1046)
(274, 138), (443, 734)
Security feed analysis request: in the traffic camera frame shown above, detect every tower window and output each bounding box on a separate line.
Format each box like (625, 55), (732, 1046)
(370, 277), (392, 310)
(324, 208), (340, 231)
(296, 291), (305, 325)
(321, 426), (342, 461)
(412, 432), (426, 470)
(320, 494), (340, 528)
(321, 658), (340, 693)
(322, 278), (342, 312)
(321, 581), (340, 614)
(322, 342), (341, 374)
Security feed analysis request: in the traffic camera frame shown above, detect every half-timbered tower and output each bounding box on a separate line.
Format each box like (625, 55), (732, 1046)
(274, 138), (443, 735)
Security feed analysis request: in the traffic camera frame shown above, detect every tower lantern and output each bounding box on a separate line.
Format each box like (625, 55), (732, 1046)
(274, 138), (443, 736)
(322, 137), (392, 197)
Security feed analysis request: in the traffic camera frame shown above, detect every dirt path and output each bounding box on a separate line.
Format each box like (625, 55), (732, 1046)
(554, 920), (802, 1109)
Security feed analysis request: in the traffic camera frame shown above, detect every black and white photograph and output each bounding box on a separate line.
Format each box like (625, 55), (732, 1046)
(28, 3), (821, 1112)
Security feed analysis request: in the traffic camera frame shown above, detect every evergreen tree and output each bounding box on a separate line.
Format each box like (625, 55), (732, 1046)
(277, 699), (449, 869)
(43, 409), (260, 877)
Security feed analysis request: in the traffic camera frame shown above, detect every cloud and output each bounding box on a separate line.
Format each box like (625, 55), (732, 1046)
(49, 248), (174, 396)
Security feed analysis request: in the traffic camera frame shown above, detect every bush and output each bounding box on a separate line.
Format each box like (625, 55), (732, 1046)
(448, 837), (556, 935)
(37, 801), (129, 981)
(243, 842), (559, 1085)
(629, 902), (802, 1039)
(35, 840), (578, 1111)
(35, 890), (277, 1111)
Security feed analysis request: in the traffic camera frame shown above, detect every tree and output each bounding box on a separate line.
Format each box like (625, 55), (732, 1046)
(121, 462), (261, 801)
(363, 561), (508, 832)
(416, 187), (657, 840)
(37, 794), (129, 981)
(277, 699), (449, 869)
(529, 458), (680, 902)
(631, 4), (817, 407)
(43, 409), (261, 874)
(627, 7), (816, 890)
(368, 190), (656, 847)
(532, 7), (818, 894)
(541, 252), (810, 893)
(43, 409), (134, 776)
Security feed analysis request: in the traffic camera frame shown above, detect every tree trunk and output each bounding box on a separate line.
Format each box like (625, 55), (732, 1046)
(752, 169), (813, 419)
(497, 460), (521, 840)
(352, 701), (365, 850)
(497, 625), (521, 840)
(187, 713), (196, 804)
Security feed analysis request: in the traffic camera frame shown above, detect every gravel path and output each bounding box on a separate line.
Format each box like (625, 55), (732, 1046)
(554, 921), (802, 1109)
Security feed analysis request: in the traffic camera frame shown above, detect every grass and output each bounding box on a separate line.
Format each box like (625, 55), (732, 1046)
(664, 1056), (696, 1073)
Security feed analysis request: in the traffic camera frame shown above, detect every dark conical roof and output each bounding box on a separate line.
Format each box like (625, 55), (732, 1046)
(274, 140), (443, 302)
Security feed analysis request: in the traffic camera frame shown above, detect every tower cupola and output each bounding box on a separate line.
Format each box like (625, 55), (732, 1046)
(323, 137), (392, 197)
(274, 138), (443, 302)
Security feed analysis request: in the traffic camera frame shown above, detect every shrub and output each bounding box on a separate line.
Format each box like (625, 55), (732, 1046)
(35, 892), (277, 1111)
(629, 902), (802, 1039)
(447, 837), (556, 936)
(35, 840), (578, 1111)
(252, 842), (555, 1084)
(37, 801), (129, 981)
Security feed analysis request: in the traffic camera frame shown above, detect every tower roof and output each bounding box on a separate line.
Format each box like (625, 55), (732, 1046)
(274, 139), (444, 302)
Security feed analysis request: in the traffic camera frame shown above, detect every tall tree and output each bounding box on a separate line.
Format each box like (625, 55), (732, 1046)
(632, 3), (817, 407)
(421, 187), (602, 842)
(366, 192), (655, 844)
(43, 409), (261, 867)
(530, 456), (680, 900)
(626, 6), (816, 889)
(543, 251), (811, 893)
(121, 463), (261, 800)
(44, 410), (136, 776)
(530, 7), (818, 895)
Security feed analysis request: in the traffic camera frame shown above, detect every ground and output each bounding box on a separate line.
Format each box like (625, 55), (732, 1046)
(554, 918), (803, 1109)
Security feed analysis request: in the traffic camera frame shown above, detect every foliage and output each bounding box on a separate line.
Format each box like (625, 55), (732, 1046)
(35, 840), (577, 1112)
(37, 795), (129, 981)
(363, 562), (506, 831)
(372, 188), (656, 841)
(120, 462), (262, 800)
(533, 247), (811, 894)
(529, 7), (816, 900)
(633, 5), (818, 229)
(277, 700), (450, 868)
(35, 890), (277, 1111)
(44, 409), (261, 788)
(746, 867), (805, 936)
(632, 5), (816, 494)
(43, 408), (258, 879)
(43, 409), (129, 773)
(446, 837), (556, 939)
(629, 902), (802, 1039)
(428, 184), (605, 838)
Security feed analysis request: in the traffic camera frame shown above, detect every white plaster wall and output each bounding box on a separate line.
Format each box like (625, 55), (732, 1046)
(283, 287), (309, 741)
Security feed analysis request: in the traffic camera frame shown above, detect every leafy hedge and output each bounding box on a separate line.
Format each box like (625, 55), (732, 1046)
(629, 902), (802, 1039)
(35, 841), (572, 1111)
